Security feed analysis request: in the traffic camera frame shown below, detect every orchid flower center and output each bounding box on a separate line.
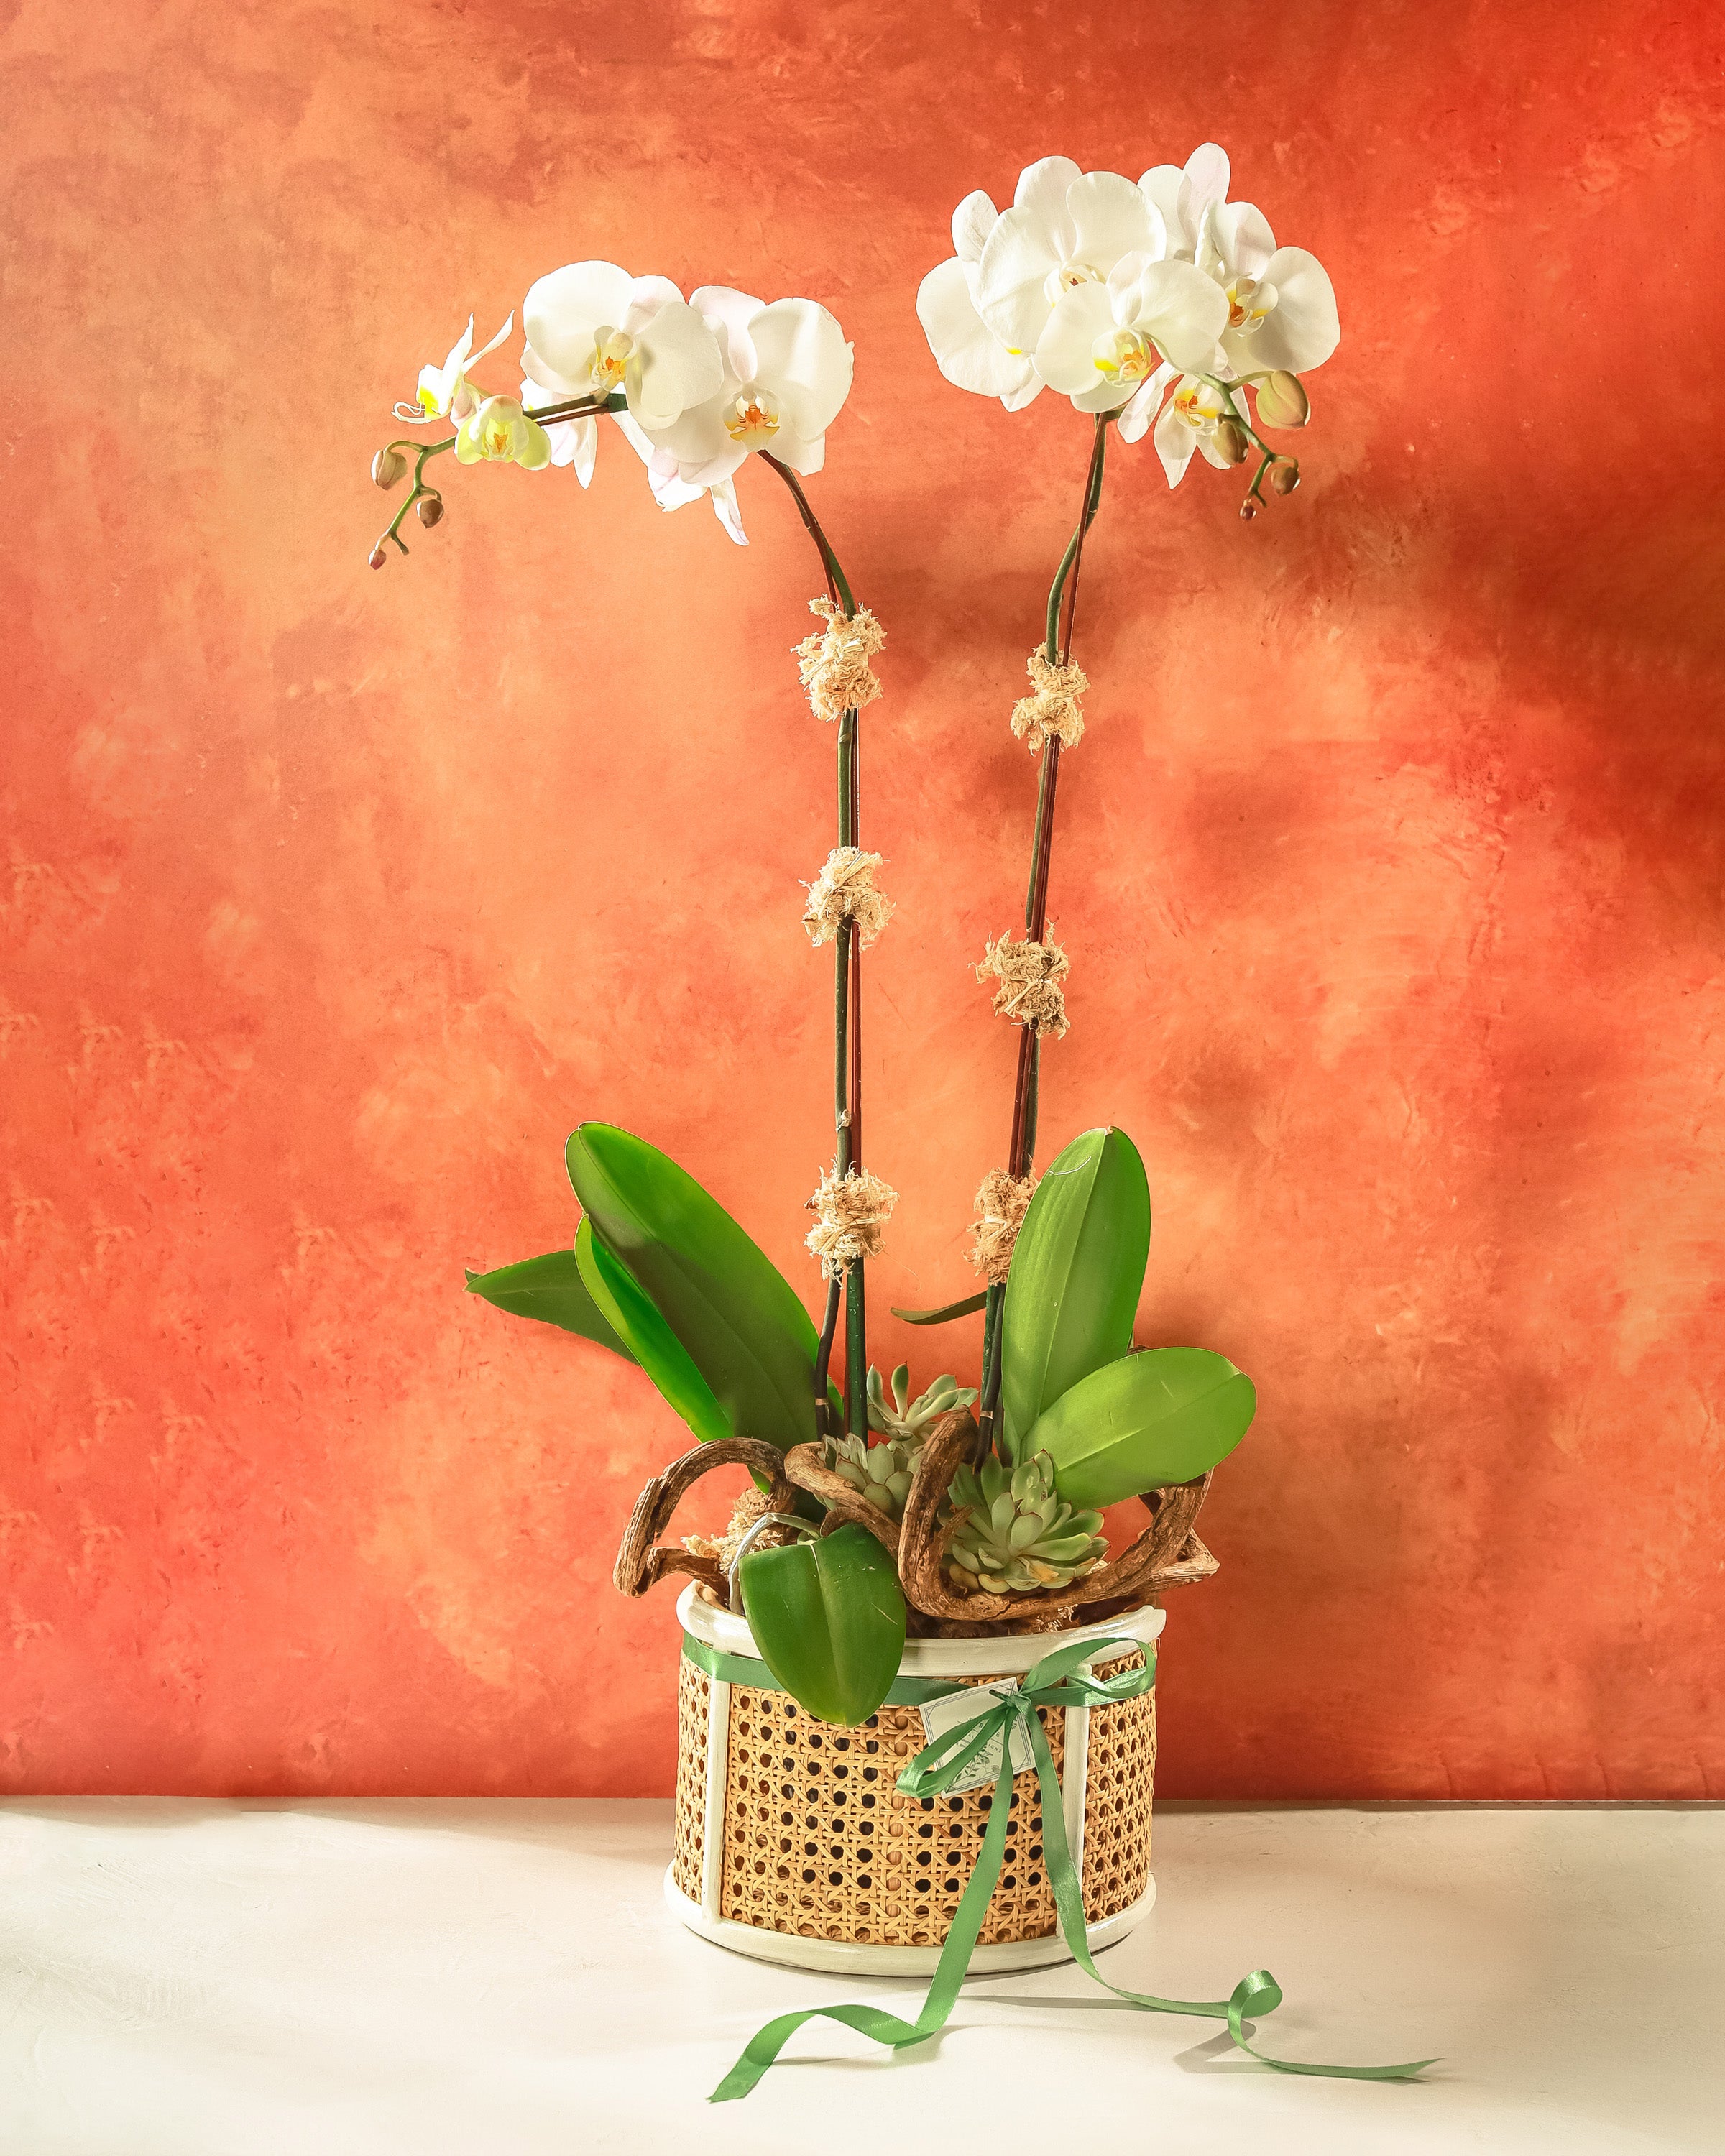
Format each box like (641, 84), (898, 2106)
(1092, 328), (1159, 385)
(1225, 277), (1277, 334)
(418, 376), (452, 416)
(589, 327), (635, 390)
(1044, 259), (1105, 306)
(1172, 382), (1225, 434)
(477, 410), (517, 459)
(722, 385), (781, 447)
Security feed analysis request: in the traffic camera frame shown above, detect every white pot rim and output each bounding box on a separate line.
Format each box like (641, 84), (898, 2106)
(675, 1579), (1164, 1677)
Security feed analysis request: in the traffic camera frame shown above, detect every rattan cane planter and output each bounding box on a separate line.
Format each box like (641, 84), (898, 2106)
(666, 1582), (1164, 1975)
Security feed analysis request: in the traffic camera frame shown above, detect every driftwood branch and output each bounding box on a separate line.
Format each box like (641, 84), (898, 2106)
(897, 1409), (988, 1619)
(637, 1547), (729, 1598)
(612, 1437), (795, 1606)
(782, 1442), (901, 1560)
(895, 1410), (1218, 1625)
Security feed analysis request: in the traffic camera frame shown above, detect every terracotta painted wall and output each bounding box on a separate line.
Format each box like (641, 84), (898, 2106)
(4, 0), (1722, 1800)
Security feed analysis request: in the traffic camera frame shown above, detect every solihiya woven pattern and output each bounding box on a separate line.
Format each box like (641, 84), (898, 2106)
(671, 1656), (710, 1903)
(691, 1646), (1150, 1947)
(1080, 1671), (1157, 1920)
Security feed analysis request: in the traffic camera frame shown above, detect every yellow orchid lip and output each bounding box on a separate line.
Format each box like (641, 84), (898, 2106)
(722, 387), (781, 446)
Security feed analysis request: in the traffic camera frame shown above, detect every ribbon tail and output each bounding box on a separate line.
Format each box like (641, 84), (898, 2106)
(1023, 1718), (1436, 2082)
(710, 2001), (924, 2104)
(1227, 1973), (1439, 2079)
(711, 1708), (1021, 2102)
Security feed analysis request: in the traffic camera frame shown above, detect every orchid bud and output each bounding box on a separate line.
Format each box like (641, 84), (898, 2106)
(369, 545), (388, 570)
(1213, 418), (1248, 467)
(1256, 371), (1310, 429)
(372, 448), (406, 489)
(1269, 461), (1300, 497)
(1239, 499), (1259, 522)
(415, 491), (445, 528)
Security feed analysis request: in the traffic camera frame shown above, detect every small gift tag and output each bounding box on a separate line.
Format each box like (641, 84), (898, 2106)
(914, 1680), (1035, 1796)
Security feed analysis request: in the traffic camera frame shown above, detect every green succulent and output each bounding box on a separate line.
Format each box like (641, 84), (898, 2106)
(866, 1363), (979, 1442)
(944, 1450), (1108, 1596)
(821, 1430), (919, 1521)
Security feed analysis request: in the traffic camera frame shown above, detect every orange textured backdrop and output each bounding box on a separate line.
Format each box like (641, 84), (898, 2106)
(4, 0), (1723, 1799)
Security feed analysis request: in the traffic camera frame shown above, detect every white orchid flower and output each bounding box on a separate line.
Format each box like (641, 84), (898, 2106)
(1151, 374), (1245, 489)
(454, 393), (552, 471)
(395, 314), (512, 424)
(971, 159), (1169, 372)
(1139, 144), (1340, 382)
(916, 189), (1044, 410)
(1035, 250), (1228, 421)
(522, 262), (725, 436)
(627, 285), (854, 507)
(1194, 203), (1340, 381)
(1137, 144), (1233, 264)
(621, 427), (750, 545)
(521, 376), (598, 487)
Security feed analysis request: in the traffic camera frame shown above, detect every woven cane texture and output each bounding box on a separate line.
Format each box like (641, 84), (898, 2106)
(691, 1645), (1149, 1947)
(1080, 1668), (1157, 1920)
(671, 1655), (710, 1903)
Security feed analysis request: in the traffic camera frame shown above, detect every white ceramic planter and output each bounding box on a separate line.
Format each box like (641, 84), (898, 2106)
(666, 1583), (1165, 1975)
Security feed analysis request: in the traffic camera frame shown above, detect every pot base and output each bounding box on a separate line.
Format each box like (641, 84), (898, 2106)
(663, 1865), (1156, 1976)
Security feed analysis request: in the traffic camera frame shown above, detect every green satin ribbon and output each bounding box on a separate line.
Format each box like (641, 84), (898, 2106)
(681, 1631), (957, 1706)
(709, 1631), (1435, 2102)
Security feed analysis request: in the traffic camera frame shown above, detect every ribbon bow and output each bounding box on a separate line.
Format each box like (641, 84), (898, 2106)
(712, 1633), (1435, 2101)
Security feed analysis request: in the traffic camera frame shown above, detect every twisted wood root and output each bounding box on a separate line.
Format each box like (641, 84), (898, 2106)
(896, 1409), (1218, 1626)
(612, 1437), (796, 1611)
(781, 1442), (901, 1560)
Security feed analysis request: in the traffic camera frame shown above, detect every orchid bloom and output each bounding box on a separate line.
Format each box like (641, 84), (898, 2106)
(1141, 144), (1340, 384)
(970, 160), (1171, 378)
(916, 190), (1044, 410)
(395, 315), (512, 425)
(1137, 144), (1233, 266)
(1151, 374), (1242, 488)
(454, 393), (551, 471)
(1035, 250), (1228, 427)
(1195, 202), (1340, 383)
(626, 454), (749, 546)
(619, 286), (854, 545)
(522, 377), (599, 487)
(520, 264), (725, 490)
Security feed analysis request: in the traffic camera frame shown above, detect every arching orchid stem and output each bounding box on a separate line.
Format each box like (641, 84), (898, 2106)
(844, 714), (867, 1437)
(523, 388), (627, 428)
(814, 1278), (842, 1435)
(1200, 377), (1300, 514)
(978, 417), (1108, 1457)
(763, 453), (868, 1437)
(1057, 417), (1110, 663)
(761, 454), (855, 617)
(372, 436), (454, 560)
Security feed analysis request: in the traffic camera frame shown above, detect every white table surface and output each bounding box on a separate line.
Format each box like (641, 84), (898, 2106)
(1, 1798), (1718, 2154)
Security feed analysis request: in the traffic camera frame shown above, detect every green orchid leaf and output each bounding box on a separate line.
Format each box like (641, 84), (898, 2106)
(567, 1123), (822, 1451)
(574, 1219), (726, 1439)
(464, 1249), (635, 1362)
(889, 1291), (989, 1326)
(1000, 1126), (1151, 1460)
(1029, 1346), (1256, 1511)
(739, 1524), (906, 1726)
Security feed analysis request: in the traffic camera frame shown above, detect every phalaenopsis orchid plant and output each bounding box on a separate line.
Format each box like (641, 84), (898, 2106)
(369, 145), (1340, 1727)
